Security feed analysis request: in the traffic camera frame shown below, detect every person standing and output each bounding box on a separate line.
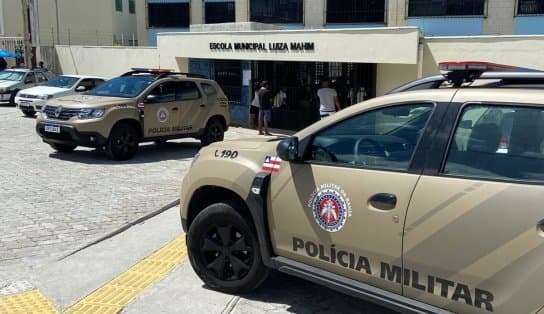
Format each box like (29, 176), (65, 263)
(249, 85), (260, 129)
(257, 81), (272, 136)
(317, 79), (341, 119)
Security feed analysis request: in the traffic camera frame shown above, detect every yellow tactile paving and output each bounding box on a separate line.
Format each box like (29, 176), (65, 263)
(0, 290), (59, 314)
(65, 234), (187, 314)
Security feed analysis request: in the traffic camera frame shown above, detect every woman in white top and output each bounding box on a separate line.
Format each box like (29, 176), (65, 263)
(317, 79), (341, 119)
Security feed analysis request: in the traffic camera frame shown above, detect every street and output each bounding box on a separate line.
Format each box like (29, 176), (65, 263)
(0, 105), (394, 313)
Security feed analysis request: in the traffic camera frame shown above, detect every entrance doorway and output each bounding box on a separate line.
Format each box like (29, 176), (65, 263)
(251, 61), (376, 130)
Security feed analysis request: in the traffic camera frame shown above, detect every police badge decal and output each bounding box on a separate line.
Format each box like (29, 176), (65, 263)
(308, 184), (352, 232)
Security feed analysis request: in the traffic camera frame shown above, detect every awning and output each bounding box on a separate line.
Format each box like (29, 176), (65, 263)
(157, 26), (420, 64)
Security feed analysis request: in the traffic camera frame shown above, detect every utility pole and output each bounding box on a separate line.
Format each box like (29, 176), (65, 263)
(21, 0), (32, 67)
(54, 0), (60, 44)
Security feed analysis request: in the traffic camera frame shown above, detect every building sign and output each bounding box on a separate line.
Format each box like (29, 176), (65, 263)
(210, 42), (315, 52)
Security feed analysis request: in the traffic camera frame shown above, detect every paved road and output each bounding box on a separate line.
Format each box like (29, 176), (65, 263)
(0, 105), (247, 280)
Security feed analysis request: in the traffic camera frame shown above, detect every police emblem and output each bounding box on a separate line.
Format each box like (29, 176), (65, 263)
(157, 107), (169, 123)
(308, 184), (352, 232)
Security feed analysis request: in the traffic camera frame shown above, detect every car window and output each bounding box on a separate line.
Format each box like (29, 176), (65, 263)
(149, 82), (176, 103)
(36, 72), (48, 83)
(200, 83), (217, 96)
(444, 104), (544, 183)
(307, 103), (434, 171)
(25, 72), (35, 84)
(0, 71), (24, 81)
(88, 76), (155, 98)
(46, 76), (79, 88)
(176, 81), (200, 101)
(93, 79), (105, 88)
(77, 79), (95, 90)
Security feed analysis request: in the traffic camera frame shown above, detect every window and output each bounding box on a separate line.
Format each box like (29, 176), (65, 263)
(408, 0), (485, 17)
(36, 72), (48, 83)
(89, 76), (155, 98)
(148, 3), (190, 28)
(25, 72), (35, 84)
(176, 82), (201, 101)
(250, 0), (303, 24)
(307, 104), (434, 171)
(444, 105), (544, 182)
(327, 0), (385, 24)
(93, 79), (106, 88)
(115, 0), (123, 12)
(129, 0), (135, 14)
(201, 83), (217, 96)
(149, 82), (177, 103)
(518, 0), (544, 15)
(205, 1), (235, 24)
(77, 79), (98, 91)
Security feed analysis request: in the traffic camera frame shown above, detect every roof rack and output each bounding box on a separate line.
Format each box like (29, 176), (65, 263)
(387, 61), (544, 94)
(121, 68), (207, 79)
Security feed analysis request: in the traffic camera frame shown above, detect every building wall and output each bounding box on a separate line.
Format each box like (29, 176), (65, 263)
(235, 0), (249, 22)
(191, 0), (204, 25)
(2, 0), (24, 37)
(407, 17), (484, 36)
(55, 45), (182, 78)
(136, 0), (148, 46)
(304, 0), (325, 29)
(112, 0), (140, 46)
(37, 0), (114, 46)
(483, 0), (515, 35)
(516, 17), (544, 35)
(387, 0), (407, 27)
(376, 63), (418, 96)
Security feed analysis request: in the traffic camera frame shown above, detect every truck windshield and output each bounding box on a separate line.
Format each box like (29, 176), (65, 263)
(0, 71), (24, 81)
(46, 76), (79, 88)
(88, 76), (155, 98)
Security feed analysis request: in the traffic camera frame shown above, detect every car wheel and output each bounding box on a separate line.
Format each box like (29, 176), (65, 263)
(22, 109), (36, 117)
(187, 202), (270, 294)
(106, 123), (139, 161)
(201, 118), (224, 146)
(50, 143), (76, 152)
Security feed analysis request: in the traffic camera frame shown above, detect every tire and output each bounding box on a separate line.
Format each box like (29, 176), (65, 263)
(200, 118), (224, 146)
(22, 109), (36, 117)
(106, 123), (139, 161)
(50, 143), (76, 152)
(187, 202), (270, 294)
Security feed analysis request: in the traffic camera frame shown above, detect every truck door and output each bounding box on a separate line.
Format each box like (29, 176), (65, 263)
(404, 102), (544, 314)
(269, 102), (441, 294)
(143, 81), (181, 138)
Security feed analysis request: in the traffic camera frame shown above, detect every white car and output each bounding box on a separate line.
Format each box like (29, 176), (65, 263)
(15, 75), (106, 117)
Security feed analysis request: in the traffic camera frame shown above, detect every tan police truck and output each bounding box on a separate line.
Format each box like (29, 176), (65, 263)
(36, 69), (229, 160)
(180, 63), (544, 314)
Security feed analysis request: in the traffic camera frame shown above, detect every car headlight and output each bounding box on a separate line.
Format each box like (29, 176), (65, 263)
(78, 108), (105, 119)
(39, 95), (54, 100)
(190, 153), (200, 168)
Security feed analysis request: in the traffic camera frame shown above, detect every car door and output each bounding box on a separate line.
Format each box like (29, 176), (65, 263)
(143, 81), (181, 138)
(403, 102), (544, 314)
(269, 102), (439, 294)
(176, 81), (205, 134)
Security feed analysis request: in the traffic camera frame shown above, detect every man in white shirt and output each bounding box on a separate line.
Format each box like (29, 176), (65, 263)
(317, 79), (341, 119)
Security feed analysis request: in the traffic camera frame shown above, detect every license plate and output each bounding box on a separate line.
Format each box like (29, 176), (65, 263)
(20, 101), (31, 108)
(44, 124), (60, 133)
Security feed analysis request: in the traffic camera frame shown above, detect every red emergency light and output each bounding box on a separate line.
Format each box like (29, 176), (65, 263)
(439, 61), (537, 72)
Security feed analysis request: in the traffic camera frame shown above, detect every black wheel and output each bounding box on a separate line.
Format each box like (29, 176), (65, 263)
(106, 123), (139, 161)
(50, 143), (76, 152)
(200, 118), (224, 146)
(22, 109), (36, 117)
(187, 202), (269, 294)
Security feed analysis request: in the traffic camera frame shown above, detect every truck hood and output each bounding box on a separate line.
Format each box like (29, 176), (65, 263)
(0, 80), (18, 88)
(19, 86), (69, 96)
(46, 94), (130, 108)
(208, 136), (283, 150)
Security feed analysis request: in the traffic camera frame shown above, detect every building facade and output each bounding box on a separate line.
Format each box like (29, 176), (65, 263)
(0, 0), (147, 69)
(143, 1), (544, 128)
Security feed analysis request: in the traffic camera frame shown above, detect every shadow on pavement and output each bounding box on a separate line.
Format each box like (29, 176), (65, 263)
(227, 271), (398, 314)
(48, 141), (201, 164)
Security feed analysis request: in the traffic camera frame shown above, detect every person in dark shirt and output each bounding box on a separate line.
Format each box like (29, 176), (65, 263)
(257, 81), (272, 136)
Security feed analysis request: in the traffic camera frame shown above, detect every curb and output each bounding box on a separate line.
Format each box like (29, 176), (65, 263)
(59, 199), (181, 260)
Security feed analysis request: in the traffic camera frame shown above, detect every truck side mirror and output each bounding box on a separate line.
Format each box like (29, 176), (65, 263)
(145, 94), (158, 103)
(277, 137), (299, 162)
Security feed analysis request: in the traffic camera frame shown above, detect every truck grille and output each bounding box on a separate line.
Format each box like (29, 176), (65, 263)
(43, 106), (80, 120)
(18, 93), (39, 99)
